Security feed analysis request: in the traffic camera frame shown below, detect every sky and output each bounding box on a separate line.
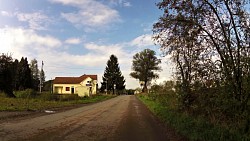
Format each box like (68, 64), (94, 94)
(0, 0), (174, 89)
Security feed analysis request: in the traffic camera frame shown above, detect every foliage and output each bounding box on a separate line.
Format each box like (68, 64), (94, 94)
(43, 80), (53, 92)
(16, 57), (32, 90)
(15, 89), (37, 98)
(40, 67), (45, 91)
(30, 59), (40, 90)
(137, 94), (250, 141)
(0, 54), (46, 97)
(0, 54), (15, 97)
(153, 0), (250, 132)
(126, 89), (135, 95)
(130, 49), (161, 92)
(100, 54), (126, 94)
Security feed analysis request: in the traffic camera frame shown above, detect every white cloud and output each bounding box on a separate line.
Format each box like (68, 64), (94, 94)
(65, 38), (81, 44)
(131, 34), (155, 47)
(1, 11), (12, 17)
(50, 0), (121, 31)
(84, 43), (124, 56)
(16, 12), (51, 30)
(0, 27), (172, 89)
(0, 27), (61, 60)
(123, 2), (131, 7)
(108, 0), (132, 7)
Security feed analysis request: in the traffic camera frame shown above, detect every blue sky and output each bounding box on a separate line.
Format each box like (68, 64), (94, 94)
(0, 0), (174, 89)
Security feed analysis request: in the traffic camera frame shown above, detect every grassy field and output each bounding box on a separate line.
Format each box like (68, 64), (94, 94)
(137, 94), (250, 141)
(0, 93), (116, 111)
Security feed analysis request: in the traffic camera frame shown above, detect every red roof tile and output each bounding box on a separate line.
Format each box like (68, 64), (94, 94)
(54, 74), (97, 84)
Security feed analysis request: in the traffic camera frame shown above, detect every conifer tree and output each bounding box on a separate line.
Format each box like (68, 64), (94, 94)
(30, 59), (39, 90)
(16, 57), (32, 90)
(101, 55), (125, 94)
(0, 54), (16, 97)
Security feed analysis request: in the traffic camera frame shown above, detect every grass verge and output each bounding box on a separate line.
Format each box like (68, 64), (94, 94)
(0, 94), (116, 111)
(137, 94), (249, 141)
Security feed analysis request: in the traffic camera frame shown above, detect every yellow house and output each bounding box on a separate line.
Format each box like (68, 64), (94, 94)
(53, 74), (97, 97)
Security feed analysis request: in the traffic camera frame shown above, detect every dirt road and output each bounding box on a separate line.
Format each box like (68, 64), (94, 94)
(0, 95), (183, 141)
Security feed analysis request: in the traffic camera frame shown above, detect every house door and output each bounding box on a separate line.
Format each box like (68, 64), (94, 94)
(71, 87), (74, 94)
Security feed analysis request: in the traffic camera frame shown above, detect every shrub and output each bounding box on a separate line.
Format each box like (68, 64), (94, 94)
(39, 92), (58, 101)
(0, 91), (6, 97)
(15, 89), (37, 98)
(58, 94), (80, 101)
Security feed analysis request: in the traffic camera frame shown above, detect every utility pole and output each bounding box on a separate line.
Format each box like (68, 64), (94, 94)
(40, 61), (44, 93)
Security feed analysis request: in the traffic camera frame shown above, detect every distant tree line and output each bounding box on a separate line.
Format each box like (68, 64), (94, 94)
(0, 54), (45, 97)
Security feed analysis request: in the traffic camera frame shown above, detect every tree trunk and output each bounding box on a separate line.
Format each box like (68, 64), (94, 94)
(142, 83), (148, 93)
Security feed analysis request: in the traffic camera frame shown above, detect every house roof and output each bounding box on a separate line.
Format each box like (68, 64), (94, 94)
(53, 74), (97, 84)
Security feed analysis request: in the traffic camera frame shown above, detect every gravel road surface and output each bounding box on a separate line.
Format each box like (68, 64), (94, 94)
(0, 95), (184, 141)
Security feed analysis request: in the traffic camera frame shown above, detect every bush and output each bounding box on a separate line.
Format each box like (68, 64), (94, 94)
(0, 91), (6, 97)
(138, 94), (250, 141)
(15, 89), (37, 98)
(58, 94), (80, 101)
(126, 89), (135, 95)
(39, 92), (58, 101)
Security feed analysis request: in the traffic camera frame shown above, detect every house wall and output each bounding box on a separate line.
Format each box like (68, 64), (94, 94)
(53, 77), (97, 97)
(78, 77), (97, 96)
(53, 84), (81, 94)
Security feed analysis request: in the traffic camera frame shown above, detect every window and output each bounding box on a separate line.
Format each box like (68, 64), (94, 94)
(66, 87), (70, 91)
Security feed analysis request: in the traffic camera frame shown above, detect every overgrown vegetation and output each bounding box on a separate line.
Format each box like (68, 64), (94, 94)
(0, 90), (115, 111)
(138, 81), (250, 140)
(151, 0), (250, 139)
(137, 93), (250, 141)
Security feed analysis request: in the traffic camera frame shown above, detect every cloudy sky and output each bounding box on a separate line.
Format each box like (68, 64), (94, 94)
(0, 0), (174, 89)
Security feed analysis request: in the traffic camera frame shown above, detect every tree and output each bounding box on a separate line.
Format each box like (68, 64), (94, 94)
(0, 54), (16, 97)
(30, 59), (39, 90)
(40, 68), (45, 92)
(16, 57), (32, 90)
(101, 55), (126, 94)
(153, 0), (250, 130)
(12, 59), (19, 90)
(153, 0), (250, 100)
(130, 49), (161, 93)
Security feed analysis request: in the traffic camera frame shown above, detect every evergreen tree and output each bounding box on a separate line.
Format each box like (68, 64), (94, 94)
(101, 55), (125, 94)
(16, 57), (32, 90)
(30, 59), (39, 90)
(12, 59), (19, 91)
(0, 54), (15, 97)
(40, 68), (45, 91)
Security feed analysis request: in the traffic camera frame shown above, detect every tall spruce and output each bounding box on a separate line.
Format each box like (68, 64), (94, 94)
(40, 68), (45, 91)
(16, 57), (32, 90)
(101, 55), (125, 94)
(30, 59), (39, 90)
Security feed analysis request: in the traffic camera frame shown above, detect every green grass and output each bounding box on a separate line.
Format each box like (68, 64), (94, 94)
(137, 94), (250, 141)
(0, 94), (116, 111)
